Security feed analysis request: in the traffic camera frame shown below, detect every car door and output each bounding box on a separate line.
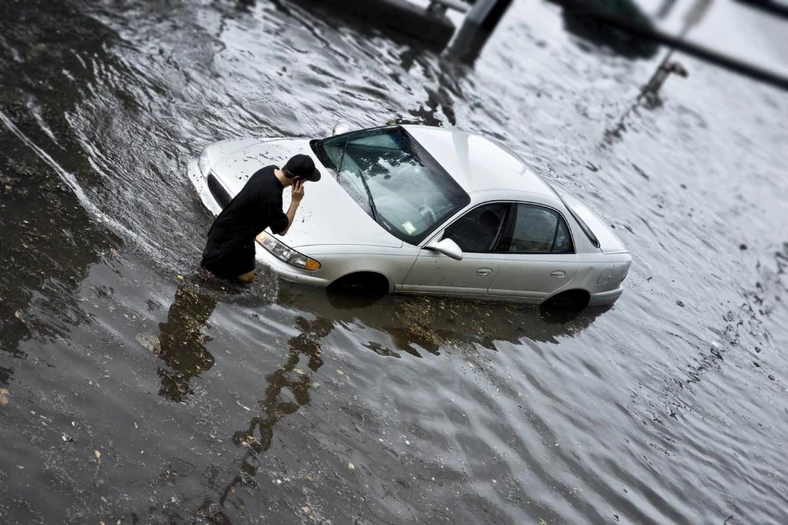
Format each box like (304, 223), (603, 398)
(487, 203), (579, 303)
(400, 203), (511, 298)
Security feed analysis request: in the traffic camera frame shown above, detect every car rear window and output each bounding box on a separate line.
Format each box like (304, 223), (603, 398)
(565, 204), (600, 248)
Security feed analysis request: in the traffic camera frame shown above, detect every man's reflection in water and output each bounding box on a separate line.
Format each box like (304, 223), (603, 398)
(156, 285), (217, 402)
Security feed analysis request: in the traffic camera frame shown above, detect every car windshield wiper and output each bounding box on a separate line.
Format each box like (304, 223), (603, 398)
(356, 170), (378, 221)
(335, 138), (377, 221)
(336, 136), (349, 181)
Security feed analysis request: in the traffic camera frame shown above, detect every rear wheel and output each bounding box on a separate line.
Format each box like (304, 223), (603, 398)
(543, 290), (590, 309)
(540, 290), (590, 322)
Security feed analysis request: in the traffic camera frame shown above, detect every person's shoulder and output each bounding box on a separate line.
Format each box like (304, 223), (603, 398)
(250, 166), (284, 197)
(246, 166), (279, 186)
(251, 165), (277, 177)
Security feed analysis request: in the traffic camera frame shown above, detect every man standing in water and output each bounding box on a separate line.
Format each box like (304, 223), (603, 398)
(200, 154), (321, 282)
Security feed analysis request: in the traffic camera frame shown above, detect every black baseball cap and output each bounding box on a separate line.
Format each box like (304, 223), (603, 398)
(284, 154), (321, 182)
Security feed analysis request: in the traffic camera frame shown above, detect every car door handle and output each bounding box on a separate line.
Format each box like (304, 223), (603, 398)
(476, 267), (492, 276)
(550, 270), (566, 279)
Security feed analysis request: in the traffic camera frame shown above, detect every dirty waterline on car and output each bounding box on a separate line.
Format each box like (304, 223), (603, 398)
(1, 0), (787, 524)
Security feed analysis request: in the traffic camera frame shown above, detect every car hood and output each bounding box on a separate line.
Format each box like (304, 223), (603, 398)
(210, 138), (402, 250)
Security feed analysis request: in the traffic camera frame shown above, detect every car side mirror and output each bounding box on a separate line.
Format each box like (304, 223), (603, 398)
(332, 122), (350, 136)
(427, 237), (463, 261)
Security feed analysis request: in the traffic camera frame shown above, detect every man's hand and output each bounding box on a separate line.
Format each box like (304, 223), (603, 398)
(292, 180), (305, 202)
(278, 180), (303, 236)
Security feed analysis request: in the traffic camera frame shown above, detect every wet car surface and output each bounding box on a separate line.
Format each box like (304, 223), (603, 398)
(0, 1), (786, 524)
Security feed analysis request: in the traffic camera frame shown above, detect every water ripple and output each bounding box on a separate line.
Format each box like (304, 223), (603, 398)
(0, 0), (787, 523)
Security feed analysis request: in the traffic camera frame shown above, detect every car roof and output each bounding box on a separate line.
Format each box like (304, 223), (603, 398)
(402, 125), (559, 199)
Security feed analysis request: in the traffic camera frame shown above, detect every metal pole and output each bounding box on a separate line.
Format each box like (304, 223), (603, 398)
(546, 0), (788, 91)
(445, 0), (514, 62)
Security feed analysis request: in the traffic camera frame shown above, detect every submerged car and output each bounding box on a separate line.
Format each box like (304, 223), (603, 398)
(188, 125), (631, 307)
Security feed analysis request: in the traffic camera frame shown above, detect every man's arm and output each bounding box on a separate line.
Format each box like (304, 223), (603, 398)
(278, 199), (300, 236)
(270, 180), (305, 237)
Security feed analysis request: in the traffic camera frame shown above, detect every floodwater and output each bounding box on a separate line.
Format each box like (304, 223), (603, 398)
(1, 0), (786, 523)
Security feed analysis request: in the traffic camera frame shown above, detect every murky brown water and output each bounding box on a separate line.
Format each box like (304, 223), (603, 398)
(1, 1), (787, 524)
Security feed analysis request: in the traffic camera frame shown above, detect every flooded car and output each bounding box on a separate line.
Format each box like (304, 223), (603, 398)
(190, 125), (631, 307)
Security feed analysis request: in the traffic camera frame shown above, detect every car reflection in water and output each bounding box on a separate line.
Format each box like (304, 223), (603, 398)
(278, 282), (612, 355)
(152, 276), (610, 520)
(152, 273), (609, 403)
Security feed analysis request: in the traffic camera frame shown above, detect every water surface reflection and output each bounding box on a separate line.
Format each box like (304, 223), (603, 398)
(145, 275), (611, 521)
(154, 285), (218, 402)
(1, 0), (787, 522)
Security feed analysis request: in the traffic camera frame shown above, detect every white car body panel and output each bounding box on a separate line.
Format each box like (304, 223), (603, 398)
(405, 126), (558, 196)
(400, 250), (501, 298)
(488, 253), (579, 302)
(188, 125), (632, 306)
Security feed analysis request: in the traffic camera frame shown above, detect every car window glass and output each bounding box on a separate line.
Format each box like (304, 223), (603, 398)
(509, 204), (573, 254)
(552, 216), (573, 253)
(566, 203), (599, 248)
(320, 142), (372, 214)
(314, 127), (470, 245)
(351, 133), (401, 149)
(443, 203), (508, 253)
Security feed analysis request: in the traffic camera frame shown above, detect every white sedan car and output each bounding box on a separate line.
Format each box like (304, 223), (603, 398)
(188, 125), (631, 307)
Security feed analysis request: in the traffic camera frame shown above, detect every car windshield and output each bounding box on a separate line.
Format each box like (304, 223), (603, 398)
(311, 126), (470, 244)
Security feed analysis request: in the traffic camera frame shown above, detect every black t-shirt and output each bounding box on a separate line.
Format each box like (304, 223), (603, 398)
(201, 166), (289, 263)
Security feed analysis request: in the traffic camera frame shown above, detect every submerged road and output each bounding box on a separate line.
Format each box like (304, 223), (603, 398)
(0, 0), (786, 523)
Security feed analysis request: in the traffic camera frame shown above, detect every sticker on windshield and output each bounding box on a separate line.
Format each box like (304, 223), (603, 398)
(402, 221), (417, 234)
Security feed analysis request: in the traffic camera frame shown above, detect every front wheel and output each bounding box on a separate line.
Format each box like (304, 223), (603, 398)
(327, 272), (389, 307)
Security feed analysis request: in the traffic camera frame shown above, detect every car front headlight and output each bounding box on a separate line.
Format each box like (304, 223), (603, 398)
(257, 233), (321, 271)
(198, 149), (212, 177)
